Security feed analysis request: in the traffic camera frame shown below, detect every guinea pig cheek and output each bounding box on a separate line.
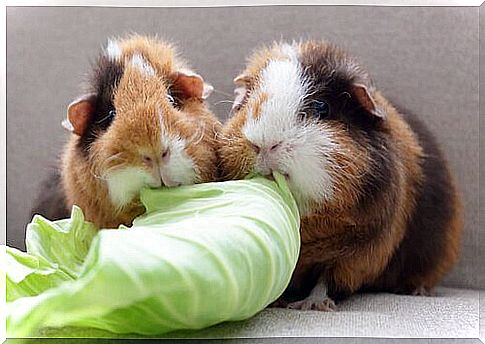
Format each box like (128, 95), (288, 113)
(105, 166), (157, 209)
(159, 136), (197, 187)
(253, 143), (289, 177)
(282, 124), (337, 207)
(97, 146), (158, 208)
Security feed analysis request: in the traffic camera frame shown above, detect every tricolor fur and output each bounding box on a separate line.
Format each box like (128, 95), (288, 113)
(221, 42), (374, 213)
(62, 35), (221, 229)
(219, 40), (463, 305)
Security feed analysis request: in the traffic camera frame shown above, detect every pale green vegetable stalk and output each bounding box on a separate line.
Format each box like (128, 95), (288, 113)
(6, 174), (300, 337)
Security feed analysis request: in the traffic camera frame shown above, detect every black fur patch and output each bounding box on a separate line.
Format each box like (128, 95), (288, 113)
(77, 55), (124, 155)
(30, 168), (70, 221)
(299, 42), (397, 223)
(298, 42), (406, 299)
(284, 42), (456, 300)
(365, 105), (455, 293)
(298, 42), (378, 125)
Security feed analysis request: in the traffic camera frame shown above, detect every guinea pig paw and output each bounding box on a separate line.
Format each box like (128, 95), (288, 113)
(411, 286), (434, 297)
(287, 296), (337, 312)
(268, 298), (289, 308)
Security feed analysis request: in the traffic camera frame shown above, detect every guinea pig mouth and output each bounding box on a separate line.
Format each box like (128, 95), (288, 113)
(146, 174), (181, 188)
(156, 169), (182, 188)
(166, 182), (183, 188)
(266, 171), (290, 181)
(160, 179), (182, 188)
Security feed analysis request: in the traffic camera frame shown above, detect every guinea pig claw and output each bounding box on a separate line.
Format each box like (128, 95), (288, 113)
(287, 296), (337, 312)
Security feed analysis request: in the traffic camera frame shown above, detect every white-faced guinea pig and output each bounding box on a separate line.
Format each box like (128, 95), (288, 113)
(218, 40), (464, 311)
(53, 35), (221, 229)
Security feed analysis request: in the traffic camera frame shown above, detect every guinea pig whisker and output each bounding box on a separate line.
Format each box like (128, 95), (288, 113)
(211, 89), (234, 98)
(89, 169), (108, 181)
(98, 153), (127, 170)
(91, 152), (129, 181)
(105, 152), (126, 164)
(105, 159), (128, 170)
(184, 125), (203, 146)
(218, 133), (240, 144)
(214, 100), (236, 106)
(100, 161), (129, 180)
(189, 125), (206, 146)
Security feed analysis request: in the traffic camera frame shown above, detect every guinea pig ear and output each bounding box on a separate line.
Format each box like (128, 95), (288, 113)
(351, 84), (385, 119)
(232, 74), (250, 112)
(169, 69), (214, 101)
(62, 93), (97, 136)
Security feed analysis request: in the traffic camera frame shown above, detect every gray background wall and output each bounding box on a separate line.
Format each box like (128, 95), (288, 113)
(6, 6), (480, 289)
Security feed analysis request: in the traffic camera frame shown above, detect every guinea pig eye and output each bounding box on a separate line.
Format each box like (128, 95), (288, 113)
(313, 100), (330, 119)
(166, 94), (175, 104)
(96, 110), (116, 124)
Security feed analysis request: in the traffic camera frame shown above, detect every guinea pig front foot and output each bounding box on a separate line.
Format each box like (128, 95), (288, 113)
(411, 285), (434, 297)
(286, 295), (337, 312)
(286, 275), (337, 311)
(268, 298), (289, 308)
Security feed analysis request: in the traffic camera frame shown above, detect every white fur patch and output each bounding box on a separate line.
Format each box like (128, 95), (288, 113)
(241, 44), (335, 209)
(160, 132), (197, 187)
(243, 44), (306, 147)
(283, 123), (336, 211)
(106, 167), (156, 208)
(105, 39), (122, 61)
(104, 136), (196, 207)
(105, 116), (197, 207)
(130, 53), (155, 77)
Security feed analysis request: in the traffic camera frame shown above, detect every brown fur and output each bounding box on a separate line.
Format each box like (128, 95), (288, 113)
(218, 111), (254, 181)
(219, 40), (464, 304)
(62, 36), (221, 229)
(251, 92), (269, 119)
(293, 97), (425, 295)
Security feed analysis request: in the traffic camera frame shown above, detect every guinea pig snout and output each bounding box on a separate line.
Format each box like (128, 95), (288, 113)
(250, 141), (282, 155)
(252, 141), (284, 176)
(141, 148), (181, 187)
(141, 148), (171, 168)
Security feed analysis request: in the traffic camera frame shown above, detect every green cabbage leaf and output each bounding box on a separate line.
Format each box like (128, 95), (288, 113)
(5, 174), (300, 337)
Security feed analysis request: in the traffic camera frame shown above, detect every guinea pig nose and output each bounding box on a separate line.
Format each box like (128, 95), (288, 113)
(250, 142), (261, 154)
(161, 148), (170, 163)
(142, 155), (154, 167)
(270, 142), (282, 151)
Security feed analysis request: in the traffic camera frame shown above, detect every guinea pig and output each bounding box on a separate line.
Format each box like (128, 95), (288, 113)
(58, 35), (221, 229)
(30, 169), (70, 222)
(219, 40), (464, 311)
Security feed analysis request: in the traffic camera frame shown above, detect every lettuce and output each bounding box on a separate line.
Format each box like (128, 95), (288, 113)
(6, 174), (300, 337)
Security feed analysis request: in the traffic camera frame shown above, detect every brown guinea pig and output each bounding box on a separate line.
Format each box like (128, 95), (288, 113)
(219, 40), (463, 311)
(58, 35), (221, 229)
